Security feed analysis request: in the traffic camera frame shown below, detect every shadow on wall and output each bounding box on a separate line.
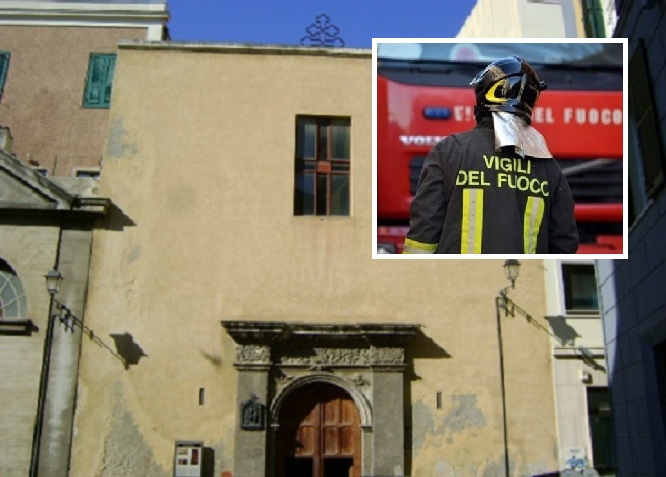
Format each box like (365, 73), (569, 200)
(105, 201), (136, 231)
(56, 301), (131, 369)
(405, 327), (452, 381)
(404, 327), (451, 476)
(110, 332), (148, 369)
(547, 316), (581, 347)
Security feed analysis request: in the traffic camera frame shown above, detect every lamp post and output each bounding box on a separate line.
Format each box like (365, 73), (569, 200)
(29, 268), (63, 477)
(496, 260), (520, 477)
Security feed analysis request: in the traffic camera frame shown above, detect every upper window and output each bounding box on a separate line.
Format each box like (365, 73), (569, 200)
(562, 263), (599, 314)
(32, 167), (49, 177)
(83, 53), (116, 109)
(75, 168), (101, 179)
(294, 116), (351, 216)
(0, 259), (27, 320)
(629, 40), (665, 199)
(0, 51), (10, 100)
(582, 0), (606, 38)
(628, 114), (649, 227)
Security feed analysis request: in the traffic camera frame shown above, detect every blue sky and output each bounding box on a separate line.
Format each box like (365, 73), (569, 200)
(167, 0), (477, 48)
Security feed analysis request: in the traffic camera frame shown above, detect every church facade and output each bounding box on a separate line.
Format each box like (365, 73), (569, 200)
(67, 41), (563, 477)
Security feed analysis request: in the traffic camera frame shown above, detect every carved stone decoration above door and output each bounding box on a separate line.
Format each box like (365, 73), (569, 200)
(224, 321), (417, 366)
(221, 321), (419, 477)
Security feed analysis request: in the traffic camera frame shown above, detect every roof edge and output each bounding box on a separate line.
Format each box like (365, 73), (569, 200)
(0, 1), (169, 24)
(0, 149), (74, 207)
(118, 40), (372, 58)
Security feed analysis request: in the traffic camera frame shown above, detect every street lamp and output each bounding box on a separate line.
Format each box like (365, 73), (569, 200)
(44, 268), (63, 296)
(496, 259), (521, 477)
(503, 259), (521, 289)
(30, 268), (63, 477)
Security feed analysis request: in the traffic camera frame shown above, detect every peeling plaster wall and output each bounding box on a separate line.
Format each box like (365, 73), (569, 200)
(71, 43), (559, 476)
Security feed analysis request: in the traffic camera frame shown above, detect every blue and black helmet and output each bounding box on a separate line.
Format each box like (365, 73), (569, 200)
(470, 56), (547, 124)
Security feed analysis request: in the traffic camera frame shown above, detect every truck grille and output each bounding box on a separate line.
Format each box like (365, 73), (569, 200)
(557, 158), (623, 204)
(409, 156), (426, 195)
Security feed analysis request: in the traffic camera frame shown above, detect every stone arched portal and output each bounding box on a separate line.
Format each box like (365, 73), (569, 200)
(270, 374), (372, 429)
(274, 381), (361, 477)
(222, 321), (419, 477)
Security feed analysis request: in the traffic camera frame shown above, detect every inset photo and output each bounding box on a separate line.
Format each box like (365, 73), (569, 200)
(372, 39), (627, 259)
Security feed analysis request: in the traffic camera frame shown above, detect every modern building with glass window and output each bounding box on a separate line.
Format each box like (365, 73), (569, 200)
(596, 1), (666, 476)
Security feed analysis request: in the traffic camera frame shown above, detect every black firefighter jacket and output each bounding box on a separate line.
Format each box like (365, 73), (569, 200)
(404, 119), (579, 254)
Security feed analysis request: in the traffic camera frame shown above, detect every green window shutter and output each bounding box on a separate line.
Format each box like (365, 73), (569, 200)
(83, 53), (116, 108)
(583, 0), (606, 38)
(0, 52), (10, 100)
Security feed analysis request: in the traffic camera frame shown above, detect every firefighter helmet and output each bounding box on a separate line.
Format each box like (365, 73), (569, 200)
(470, 56), (547, 124)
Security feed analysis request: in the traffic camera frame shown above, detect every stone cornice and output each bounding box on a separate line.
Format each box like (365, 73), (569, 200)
(119, 40), (371, 59)
(0, 1), (169, 26)
(222, 321), (419, 346)
(222, 321), (419, 369)
(0, 149), (109, 215)
(0, 149), (73, 207)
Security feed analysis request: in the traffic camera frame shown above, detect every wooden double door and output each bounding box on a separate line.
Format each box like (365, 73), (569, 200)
(275, 382), (361, 477)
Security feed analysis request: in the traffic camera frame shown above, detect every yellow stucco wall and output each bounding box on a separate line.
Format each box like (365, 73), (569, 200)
(71, 43), (559, 477)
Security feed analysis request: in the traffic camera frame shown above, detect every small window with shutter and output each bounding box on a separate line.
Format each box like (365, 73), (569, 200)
(83, 53), (116, 109)
(0, 51), (10, 100)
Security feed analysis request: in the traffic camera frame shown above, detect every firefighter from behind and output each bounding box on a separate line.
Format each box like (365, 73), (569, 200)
(403, 56), (579, 254)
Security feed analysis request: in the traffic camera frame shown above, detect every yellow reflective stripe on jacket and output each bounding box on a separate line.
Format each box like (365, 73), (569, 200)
(523, 196), (545, 254)
(461, 188), (484, 254)
(403, 238), (437, 254)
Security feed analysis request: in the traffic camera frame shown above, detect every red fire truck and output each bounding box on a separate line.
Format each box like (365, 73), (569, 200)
(376, 42), (623, 254)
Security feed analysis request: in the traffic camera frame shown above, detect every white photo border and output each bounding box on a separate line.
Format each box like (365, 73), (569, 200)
(371, 37), (629, 260)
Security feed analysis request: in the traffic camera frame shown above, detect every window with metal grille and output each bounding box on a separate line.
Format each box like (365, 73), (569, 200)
(0, 51), (9, 100)
(294, 116), (350, 216)
(83, 53), (116, 109)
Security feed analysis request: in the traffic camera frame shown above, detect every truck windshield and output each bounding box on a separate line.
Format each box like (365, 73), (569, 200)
(377, 42), (622, 67)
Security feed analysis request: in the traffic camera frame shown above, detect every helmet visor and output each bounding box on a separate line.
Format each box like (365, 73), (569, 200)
(484, 75), (527, 104)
